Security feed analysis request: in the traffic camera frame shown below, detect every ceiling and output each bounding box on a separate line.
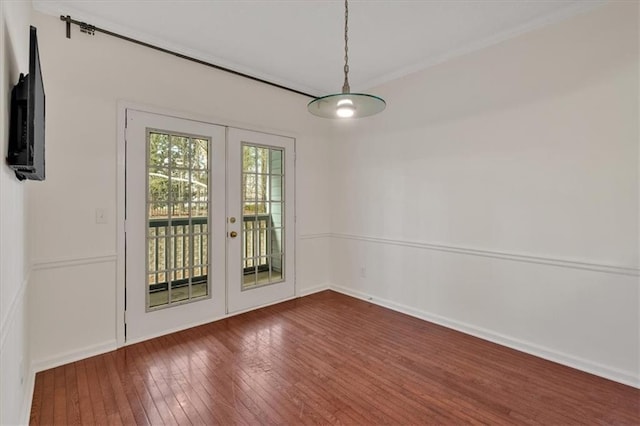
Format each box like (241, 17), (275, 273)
(33, 0), (603, 97)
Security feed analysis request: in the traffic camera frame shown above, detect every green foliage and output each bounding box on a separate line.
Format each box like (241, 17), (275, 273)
(147, 132), (209, 218)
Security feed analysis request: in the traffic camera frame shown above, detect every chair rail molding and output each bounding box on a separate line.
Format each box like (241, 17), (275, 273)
(299, 233), (332, 240)
(31, 253), (118, 271)
(330, 233), (639, 277)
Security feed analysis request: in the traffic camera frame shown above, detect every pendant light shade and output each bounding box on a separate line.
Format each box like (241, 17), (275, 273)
(308, 0), (386, 119)
(308, 93), (386, 119)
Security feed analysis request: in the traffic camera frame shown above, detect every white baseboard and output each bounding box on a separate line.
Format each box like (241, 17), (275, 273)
(298, 284), (330, 297)
(31, 340), (118, 374)
(20, 365), (36, 426)
(23, 282), (637, 425)
(125, 293), (304, 347)
(124, 314), (233, 347)
(31, 287), (330, 372)
(329, 284), (639, 389)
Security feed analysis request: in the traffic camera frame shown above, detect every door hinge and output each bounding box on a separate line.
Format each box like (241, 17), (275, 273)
(124, 110), (130, 142)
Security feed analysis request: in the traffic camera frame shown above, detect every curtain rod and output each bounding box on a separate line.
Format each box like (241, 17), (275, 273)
(59, 15), (317, 99)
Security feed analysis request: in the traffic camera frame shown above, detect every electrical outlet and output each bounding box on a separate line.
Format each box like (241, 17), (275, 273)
(360, 266), (367, 278)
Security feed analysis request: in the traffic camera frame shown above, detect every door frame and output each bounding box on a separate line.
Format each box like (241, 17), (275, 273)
(116, 101), (298, 347)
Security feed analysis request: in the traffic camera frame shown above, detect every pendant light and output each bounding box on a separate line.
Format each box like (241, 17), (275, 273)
(308, 0), (386, 119)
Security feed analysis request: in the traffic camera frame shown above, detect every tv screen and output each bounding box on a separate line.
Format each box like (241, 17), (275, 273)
(7, 25), (45, 181)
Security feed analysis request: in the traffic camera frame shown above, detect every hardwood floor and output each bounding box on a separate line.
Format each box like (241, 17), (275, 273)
(30, 290), (639, 425)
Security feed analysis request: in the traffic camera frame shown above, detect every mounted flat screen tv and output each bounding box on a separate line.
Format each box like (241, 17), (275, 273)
(7, 25), (45, 181)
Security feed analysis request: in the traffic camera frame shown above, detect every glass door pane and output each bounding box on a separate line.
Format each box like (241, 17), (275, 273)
(146, 131), (211, 309)
(241, 144), (286, 290)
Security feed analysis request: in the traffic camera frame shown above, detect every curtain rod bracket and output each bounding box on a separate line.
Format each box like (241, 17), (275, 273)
(61, 15), (95, 37)
(64, 15), (71, 38)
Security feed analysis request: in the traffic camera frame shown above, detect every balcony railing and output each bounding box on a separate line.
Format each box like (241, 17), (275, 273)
(242, 214), (272, 273)
(147, 217), (208, 293)
(147, 215), (272, 293)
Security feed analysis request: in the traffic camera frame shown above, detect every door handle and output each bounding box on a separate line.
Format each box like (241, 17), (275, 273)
(229, 231), (238, 238)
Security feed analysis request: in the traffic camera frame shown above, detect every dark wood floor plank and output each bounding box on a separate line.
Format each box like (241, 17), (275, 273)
(143, 336), (211, 424)
(136, 339), (194, 425)
(29, 370), (44, 425)
(190, 325), (284, 424)
(150, 333), (223, 424)
(93, 355), (124, 425)
(74, 360), (95, 424)
(218, 323), (327, 423)
(81, 355), (109, 424)
(127, 342), (181, 425)
(30, 290), (640, 425)
(103, 351), (149, 426)
(63, 363), (82, 425)
(114, 346), (166, 425)
(164, 329), (259, 425)
(52, 367), (67, 425)
(31, 369), (54, 425)
(278, 301), (467, 422)
(215, 317), (357, 424)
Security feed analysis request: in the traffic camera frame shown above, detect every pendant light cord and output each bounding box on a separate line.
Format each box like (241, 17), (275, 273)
(342, 0), (351, 93)
(307, 0), (386, 118)
(307, 0), (385, 118)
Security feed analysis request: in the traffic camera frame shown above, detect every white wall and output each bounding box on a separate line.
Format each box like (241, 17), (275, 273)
(0, 1), (34, 424)
(18, 3), (639, 419)
(329, 2), (639, 386)
(28, 10), (331, 370)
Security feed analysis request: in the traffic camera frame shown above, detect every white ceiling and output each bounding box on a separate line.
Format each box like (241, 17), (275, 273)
(33, 0), (604, 97)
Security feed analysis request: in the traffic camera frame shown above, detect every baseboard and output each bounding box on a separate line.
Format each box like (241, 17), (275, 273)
(125, 293), (303, 347)
(124, 315), (232, 347)
(329, 284), (640, 389)
(20, 365), (36, 425)
(31, 340), (118, 374)
(298, 283), (330, 297)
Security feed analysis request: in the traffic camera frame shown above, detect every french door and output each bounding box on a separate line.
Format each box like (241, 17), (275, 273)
(125, 110), (295, 343)
(227, 128), (295, 313)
